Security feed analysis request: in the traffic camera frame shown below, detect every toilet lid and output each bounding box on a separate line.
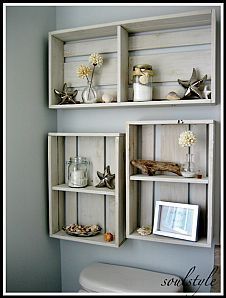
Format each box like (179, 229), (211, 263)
(79, 262), (183, 293)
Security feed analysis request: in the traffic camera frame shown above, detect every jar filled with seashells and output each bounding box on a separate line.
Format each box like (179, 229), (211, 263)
(133, 64), (154, 102)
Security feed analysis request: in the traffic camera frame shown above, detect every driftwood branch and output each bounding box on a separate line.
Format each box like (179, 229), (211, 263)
(131, 160), (182, 176)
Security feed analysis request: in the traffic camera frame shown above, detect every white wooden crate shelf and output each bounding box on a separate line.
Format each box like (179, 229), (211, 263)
(127, 231), (210, 248)
(48, 132), (125, 247)
(126, 120), (215, 248)
(130, 174), (209, 184)
(49, 9), (216, 108)
(51, 230), (117, 247)
(52, 184), (115, 196)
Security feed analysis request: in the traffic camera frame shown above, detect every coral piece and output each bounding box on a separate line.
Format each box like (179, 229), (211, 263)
(137, 226), (152, 236)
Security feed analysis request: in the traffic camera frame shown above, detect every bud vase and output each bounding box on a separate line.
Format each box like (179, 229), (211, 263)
(82, 83), (97, 104)
(181, 153), (196, 178)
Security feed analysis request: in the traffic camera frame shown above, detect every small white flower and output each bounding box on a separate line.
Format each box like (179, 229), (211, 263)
(178, 130), (197, 147)
(76, 64), (92, 79)
(89, 53), (103, 67)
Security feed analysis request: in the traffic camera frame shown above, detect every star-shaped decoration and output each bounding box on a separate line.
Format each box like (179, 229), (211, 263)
(178, 68), (207, 99)
(202, 85), (211, 99)
(54, 83), (78, 104)
(95, 165), (115, 189)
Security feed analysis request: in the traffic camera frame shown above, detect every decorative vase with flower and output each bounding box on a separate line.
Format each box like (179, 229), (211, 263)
(77, 53), (103, 104)
(178, 130), (197, 178)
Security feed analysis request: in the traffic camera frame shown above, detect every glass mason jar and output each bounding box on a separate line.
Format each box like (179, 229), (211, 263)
(66, 157), (89, 188)
(181, 153), (196, 178)
(81, 82), (97, 104)
(133, 64), (154, 102)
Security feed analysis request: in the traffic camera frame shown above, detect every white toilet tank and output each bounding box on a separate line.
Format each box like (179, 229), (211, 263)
(79, 262), (183, 293)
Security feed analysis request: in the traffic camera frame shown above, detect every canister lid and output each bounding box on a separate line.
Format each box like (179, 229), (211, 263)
(133, 64), (154, 76)
(133, 64), (152, 71)
(69, 156), (88, 163)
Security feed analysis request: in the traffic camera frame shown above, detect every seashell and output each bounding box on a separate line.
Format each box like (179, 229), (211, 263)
(102, 93), (113, 103)
(104, 232), (114, 242)
(137, 226), (152, 236)
(166, 91), (181, 100)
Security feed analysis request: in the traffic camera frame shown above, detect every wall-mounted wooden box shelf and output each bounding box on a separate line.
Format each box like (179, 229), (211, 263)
(49, 9), (216, 109)
(48, 133), (125, 247)
(126, 120), (215, 247)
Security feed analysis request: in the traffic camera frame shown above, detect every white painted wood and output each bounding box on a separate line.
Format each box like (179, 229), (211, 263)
(65, 136), (77, 225)
(116, 136), (126, 246)
(207, 123), (215, 245)
(51, 231), (117, 247)
(77, 136), (105, 230)
(190, 125), (207, 238)
(128, 50), (211, 84)
(50, 9), (211, 42)
(117, 26), (128, 102)
(126, 120), (214, 125)
(126, 120), (214, 247)
(49, 132), (123, 137)
(64, 57), (117, 88)
(210, 9), (216, 104)
(140, 125), (154, 227)
(57, 137), (65, 229)
(129, 27), (211, 51)
(78, 193), (105, 228)
(49, 35), (64, 106)
(64, 37), (117, 57)
(106, 137), (116, 236)
(49, 98), (213, 109)
(155, 124), (189, 204)
(130, 174), (208, 184)
(126, 124), (138, 236)
(127, 231), (211, 248)
(52, 184), (115, 196)
(48, 136), (59, 234)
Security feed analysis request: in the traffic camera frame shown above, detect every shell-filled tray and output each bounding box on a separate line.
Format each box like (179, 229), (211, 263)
(62, 224), (102, 237)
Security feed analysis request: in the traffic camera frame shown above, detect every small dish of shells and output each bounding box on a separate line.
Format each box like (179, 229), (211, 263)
(137, 226), (152, 236)
(63, 224), (102, 237)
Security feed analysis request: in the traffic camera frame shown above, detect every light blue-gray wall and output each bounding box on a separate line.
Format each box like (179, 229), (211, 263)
(56, 5), (222, 293)
(6, 6), (61, 292)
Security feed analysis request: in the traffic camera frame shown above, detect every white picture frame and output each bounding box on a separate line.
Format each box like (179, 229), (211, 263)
(153, 201), (199, 241)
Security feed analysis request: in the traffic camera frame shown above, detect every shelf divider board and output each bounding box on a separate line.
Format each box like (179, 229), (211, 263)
(210, 9), (216, 104)
(48, 136), (59, 234)
(58, 137), (65, 229)
(207, 123), (215, 246)
(49, 36), (64, 106)
(65, 137), (78, 225)
(117, 26), (128, 102)
(105, 137), (116, 236)
(190, 124), (207, 239)
(126, 124), (138, 236)
(116, 136), (126, 246)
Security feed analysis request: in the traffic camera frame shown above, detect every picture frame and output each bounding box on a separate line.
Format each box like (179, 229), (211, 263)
(153, 201), (199, 241)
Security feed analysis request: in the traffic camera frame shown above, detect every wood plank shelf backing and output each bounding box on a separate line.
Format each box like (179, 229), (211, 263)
(126, 120), (215, 248)
(48, 133), (125, 247)
(49, 9), (216, 109)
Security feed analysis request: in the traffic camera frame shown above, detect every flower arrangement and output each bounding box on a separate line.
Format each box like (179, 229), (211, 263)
(77, 53), (103, 103)
(178, 130), (197, 147)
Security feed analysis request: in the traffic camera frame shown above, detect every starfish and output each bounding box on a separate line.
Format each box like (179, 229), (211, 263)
(178, 68), (207, 99)
(202, 85), (211, 99)
(95, 165), (115, 189)
(54, 83), (78, 104)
